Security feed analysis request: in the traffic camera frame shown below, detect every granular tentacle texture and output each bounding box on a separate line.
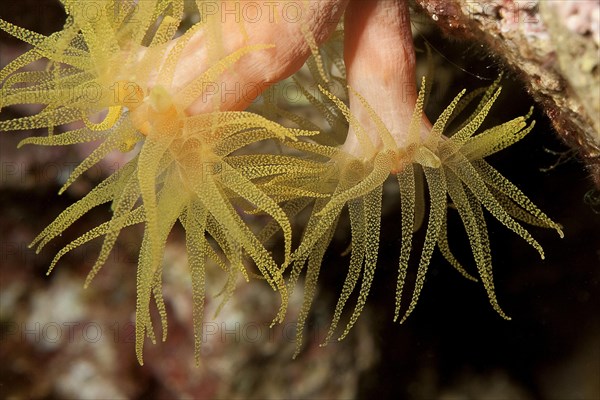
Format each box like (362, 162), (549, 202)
(0, 0), (564, 363)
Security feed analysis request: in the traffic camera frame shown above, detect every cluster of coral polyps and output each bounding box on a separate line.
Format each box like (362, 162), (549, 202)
(0, 0), (562, 364)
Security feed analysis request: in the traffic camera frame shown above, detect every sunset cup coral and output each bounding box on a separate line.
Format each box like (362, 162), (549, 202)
(1, 0), (564, 364)
(0, 0), (328, 364)
(273, 0), (563, 355)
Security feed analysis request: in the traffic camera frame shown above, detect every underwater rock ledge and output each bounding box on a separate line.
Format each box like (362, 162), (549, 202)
(416, 0), (600, 187)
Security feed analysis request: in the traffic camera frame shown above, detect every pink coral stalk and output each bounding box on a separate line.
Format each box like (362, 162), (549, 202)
(158, 1), (348, 115)
(343, 0), (432, 158)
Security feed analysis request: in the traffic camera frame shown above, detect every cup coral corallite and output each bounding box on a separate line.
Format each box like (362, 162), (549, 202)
(0, 0), (564, 368)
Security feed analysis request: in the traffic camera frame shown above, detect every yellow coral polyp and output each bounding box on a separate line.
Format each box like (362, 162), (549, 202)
(282, 76), (563, 357)
(1, 0), (565, 365)
(1, 0), (314, 364)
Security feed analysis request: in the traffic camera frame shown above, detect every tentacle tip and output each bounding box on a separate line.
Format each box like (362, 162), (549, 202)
(337, 332), (349, 342)
(535, 244), (545, 260)
(525, 106), (535, 119)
